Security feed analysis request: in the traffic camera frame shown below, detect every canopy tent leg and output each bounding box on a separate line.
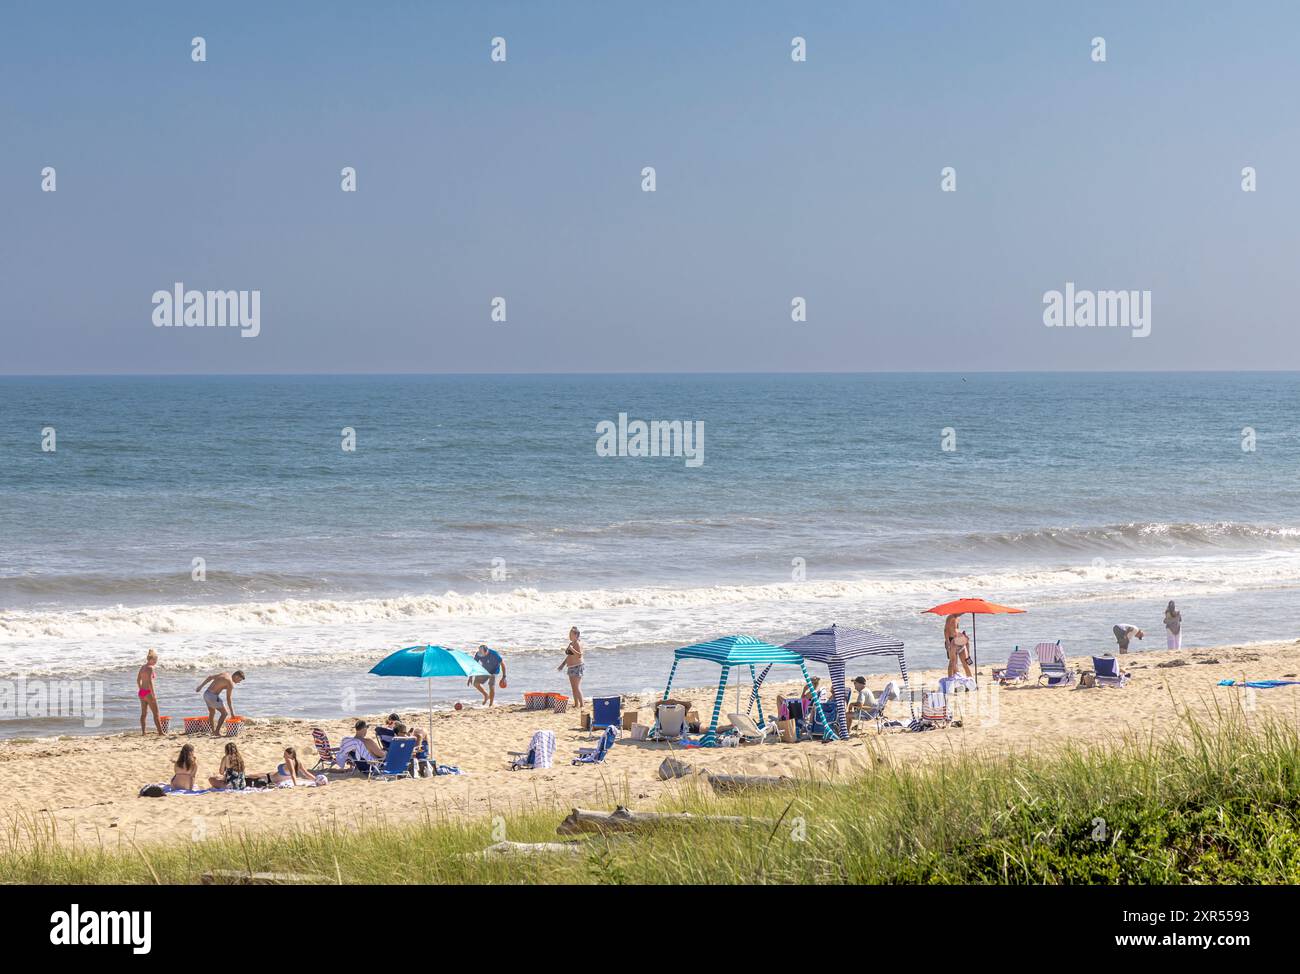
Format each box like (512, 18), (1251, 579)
(798, 660), (838, 741)
(751, 664), (767, 728)
(898, 650), (915, 719)
(748, 662), (773, 715)
(829, 660), (848, 739)
(701, 665), (730, 747)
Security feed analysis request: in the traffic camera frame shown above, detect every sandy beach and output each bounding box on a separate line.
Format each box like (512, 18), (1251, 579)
(2, 639), (1297, 851)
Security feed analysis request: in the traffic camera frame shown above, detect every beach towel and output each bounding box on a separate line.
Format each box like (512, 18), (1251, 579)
(1217, 679), (1300, 689)
(937, 675), (976, 695)
(510, 729), (556, 769)
(334, 736), (378, 769)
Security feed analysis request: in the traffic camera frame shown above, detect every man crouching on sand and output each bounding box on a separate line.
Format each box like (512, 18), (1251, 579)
(195, 670), (244, 736)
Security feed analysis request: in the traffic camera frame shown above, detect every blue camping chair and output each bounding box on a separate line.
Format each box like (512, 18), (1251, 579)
(591, 696), (621, 732)
(573, 724), (618, 765)
(809, 698), (840, 740)
(1091, 656), (1131, 688)
(362, 737), (416, 780)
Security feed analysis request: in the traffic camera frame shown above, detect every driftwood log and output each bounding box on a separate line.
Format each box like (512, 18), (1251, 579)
(480, 840), (587, 857)
(706, 773), (800, 794)
(556, 805), (771, 835)
(200, 869), (331, 885)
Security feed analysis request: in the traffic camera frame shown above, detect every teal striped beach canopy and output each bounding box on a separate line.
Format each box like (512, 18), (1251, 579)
(673, 634), (803, 667)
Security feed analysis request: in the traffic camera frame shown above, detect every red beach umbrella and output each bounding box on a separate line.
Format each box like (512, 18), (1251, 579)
(922, 598), (1026, 685)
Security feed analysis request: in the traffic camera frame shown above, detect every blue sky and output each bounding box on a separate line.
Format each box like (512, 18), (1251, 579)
(2, 1), (1296, 373)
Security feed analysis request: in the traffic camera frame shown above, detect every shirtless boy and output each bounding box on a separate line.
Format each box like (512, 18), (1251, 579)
(195, 670), (245, 736)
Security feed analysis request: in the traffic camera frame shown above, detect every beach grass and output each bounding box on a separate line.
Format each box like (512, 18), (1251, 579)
(4, 709), (1298, 884)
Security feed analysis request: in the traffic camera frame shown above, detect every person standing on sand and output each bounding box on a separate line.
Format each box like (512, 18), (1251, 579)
(1112, 624), (1144, 654)
(944, 614), (973, 678)
(470, 644), (507, 706)
(1164, 601), (1182, 650)
(558, 627), (585, 709)
(194, 670), (244, 736)
(137, 650), (163, 736)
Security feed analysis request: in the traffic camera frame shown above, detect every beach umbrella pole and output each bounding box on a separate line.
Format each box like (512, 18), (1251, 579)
(971, 614), (978, 686)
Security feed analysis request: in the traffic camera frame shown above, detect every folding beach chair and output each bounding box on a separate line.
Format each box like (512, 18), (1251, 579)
(362, 737), (416, 780)
(1091, 655), (1131, 688)
(993, 646), (1033, 684)
(591, 696), (621, 732)
(573, 724), (618, 765)
(650, 704), (687, 741)
(921, 690), (953, 727)
(508, 730), (556, 770)
(809, 698), (841, 740)
(1035, 641), (1075, 687)
(309, 728), (338, 772)
(726, 712), (781, 745)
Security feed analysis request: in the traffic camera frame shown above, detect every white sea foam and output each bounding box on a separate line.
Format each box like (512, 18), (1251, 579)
(3, 550), (1300, 678)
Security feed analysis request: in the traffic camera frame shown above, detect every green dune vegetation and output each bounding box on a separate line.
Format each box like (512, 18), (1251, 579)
(5, 710), (1299, 885)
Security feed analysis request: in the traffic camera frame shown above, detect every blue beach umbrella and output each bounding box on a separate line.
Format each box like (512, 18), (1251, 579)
(369, 645), (489, 749)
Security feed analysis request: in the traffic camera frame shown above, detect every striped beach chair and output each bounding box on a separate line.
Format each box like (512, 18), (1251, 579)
(509, 730), (556, 770)
(921, 690), (952, 726)
(573, 724), (618, 765)
(1035, 641), (1075, 687)
(993, 646), (1033, 684)
(309, 728), (337, 772)
(1091, 655), (1131, 688)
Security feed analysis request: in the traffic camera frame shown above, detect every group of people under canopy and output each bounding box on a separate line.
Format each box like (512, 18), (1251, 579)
(655, 625), (912, 745)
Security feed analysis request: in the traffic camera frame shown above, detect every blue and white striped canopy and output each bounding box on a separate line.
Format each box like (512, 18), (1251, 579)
(781, 624), (905, 663)
(673, 634), (802, 667)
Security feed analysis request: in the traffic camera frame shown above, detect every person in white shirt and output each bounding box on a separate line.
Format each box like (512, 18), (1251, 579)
(1112, 624), (1144, 653)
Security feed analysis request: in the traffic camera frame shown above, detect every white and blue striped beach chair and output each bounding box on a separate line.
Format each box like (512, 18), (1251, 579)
(1035, 641), (1075, 687)
(509, 729), (556, 769)
(993, 646), (1033, 684)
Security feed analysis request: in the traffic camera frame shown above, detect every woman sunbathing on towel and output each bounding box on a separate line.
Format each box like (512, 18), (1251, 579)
(170, 744), (198, 790)
(273, 746), (318, 786)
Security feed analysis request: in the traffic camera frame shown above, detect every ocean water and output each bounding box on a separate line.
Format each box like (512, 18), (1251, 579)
(2, 373), (1299, 736)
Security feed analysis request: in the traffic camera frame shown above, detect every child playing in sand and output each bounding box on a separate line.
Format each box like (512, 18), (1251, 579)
(137, 650), (163, 736)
